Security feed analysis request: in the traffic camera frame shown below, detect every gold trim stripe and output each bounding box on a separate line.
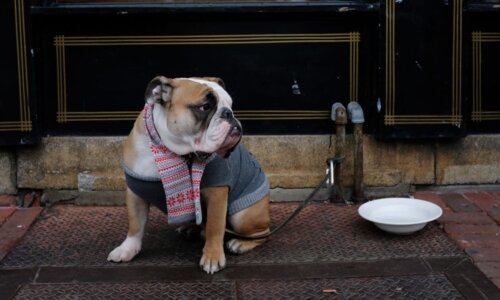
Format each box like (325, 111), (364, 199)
(451, 0), (463, 121)
(55, 36), (68, 123)
(58, 111), (139, 122)
(473, 32), (500, 41)
(60, 33), (355, 39)
(471, 31), (500, 122)
(0, 121), (32, 132)
(236, 110), (330, 120)
(349, 32), (360, 102)
(472, 31), (482, 122)
(1, 0), (32, 132)
(385, 115), (462, 125)
(15, 0), (30, 131)
(472, 111), (500, 121)
(385, 0), (395, 122)
(54, 33), (358, 46)
(56, 110), (330, 122)
(54, 33), (359, 123)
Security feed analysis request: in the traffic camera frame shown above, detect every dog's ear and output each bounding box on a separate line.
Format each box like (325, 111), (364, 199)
(203, 77), (225, 89)
(145, 76), (173, 104)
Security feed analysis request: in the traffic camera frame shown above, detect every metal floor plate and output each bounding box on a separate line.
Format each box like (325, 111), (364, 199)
(1, 203), (464, 268)
(14, 281), (236, 300)
(3, 203), (499, 300)
(237, 275), (464, 300)
(14, 275), (463, 300)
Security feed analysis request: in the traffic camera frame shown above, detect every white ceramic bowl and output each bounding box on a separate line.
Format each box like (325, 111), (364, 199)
(358, 198), (443, 235)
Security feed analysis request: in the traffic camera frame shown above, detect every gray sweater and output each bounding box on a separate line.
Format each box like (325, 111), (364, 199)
(124, 144), (269, 216)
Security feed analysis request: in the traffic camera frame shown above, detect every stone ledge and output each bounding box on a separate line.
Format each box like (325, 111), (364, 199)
(17, 136), (124, 190)
(436, 135), (500, 185)
(11, 134), (500, 194)
(0, 152), (17, 194)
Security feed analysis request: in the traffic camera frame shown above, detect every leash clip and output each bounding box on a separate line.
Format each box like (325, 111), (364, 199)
(325, 157), (342, 187)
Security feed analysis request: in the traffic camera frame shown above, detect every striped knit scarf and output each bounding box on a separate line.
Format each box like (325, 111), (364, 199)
(144, 103), (214, 225)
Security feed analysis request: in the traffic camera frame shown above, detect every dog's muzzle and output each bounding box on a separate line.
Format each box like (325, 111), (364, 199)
(218, 107), (242, 158)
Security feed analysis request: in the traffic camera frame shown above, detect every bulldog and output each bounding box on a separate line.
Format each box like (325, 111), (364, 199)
(107, 76), (270, 274)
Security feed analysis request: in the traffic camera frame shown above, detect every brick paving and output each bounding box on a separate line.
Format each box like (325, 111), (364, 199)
(415, 188), (500, 289)
(0, 193), (43, 261)
(0, 207), (43, 261)
(0, 195), (16, 207)
(0, 208), (16, 227)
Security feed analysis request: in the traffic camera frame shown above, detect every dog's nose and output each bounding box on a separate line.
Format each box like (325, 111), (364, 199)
(220, 107), (234, 120)
(233, 122), (242, 134)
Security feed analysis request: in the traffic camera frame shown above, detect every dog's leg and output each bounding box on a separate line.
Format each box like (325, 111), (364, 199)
(227, 193), (270, 254)
(108, 188), (149, 262)
(199, 187), (228, 274)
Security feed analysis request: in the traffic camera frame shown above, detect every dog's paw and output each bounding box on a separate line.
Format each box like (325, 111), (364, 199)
(199, 245), (226, 274)
(107, 237), (141, 262)
(226, 238), (261, 254)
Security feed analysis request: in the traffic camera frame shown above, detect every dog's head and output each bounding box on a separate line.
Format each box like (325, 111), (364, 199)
(144, 76), (242, 157)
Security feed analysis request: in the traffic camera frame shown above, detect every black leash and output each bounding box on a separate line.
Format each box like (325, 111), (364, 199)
(224, 171), (331, 240)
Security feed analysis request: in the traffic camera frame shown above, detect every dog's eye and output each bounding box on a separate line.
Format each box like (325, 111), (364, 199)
(197, 102), (212, 112)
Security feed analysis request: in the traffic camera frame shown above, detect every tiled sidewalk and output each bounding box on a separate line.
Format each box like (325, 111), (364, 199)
(414, 188), (500, 289)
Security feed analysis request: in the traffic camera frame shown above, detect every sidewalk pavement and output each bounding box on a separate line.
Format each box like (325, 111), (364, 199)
(0, 187), (499, 299)
(0, 194), (43, 262)
(414, 188), (500, 289)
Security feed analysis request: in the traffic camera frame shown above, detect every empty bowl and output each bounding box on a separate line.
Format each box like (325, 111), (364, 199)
(358, 198), (443, 235)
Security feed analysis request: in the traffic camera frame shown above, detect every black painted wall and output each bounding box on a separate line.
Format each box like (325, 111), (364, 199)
(1, 1), (499, 145)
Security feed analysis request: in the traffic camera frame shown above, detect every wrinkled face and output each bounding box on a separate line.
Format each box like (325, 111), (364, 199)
(145, 76), (242, 157)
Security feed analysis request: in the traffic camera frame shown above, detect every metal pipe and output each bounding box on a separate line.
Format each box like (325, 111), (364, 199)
(331, 103), (347, 203)
(347, 102), (365, 202)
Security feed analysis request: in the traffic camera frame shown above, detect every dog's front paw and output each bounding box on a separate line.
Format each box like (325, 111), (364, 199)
(199, 244), (226, 274)
(107, 237), (141, 262)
